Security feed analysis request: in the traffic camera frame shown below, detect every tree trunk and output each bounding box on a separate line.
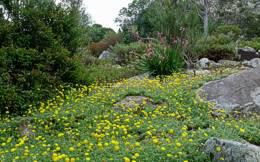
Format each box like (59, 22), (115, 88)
(203, 0), (209, 36)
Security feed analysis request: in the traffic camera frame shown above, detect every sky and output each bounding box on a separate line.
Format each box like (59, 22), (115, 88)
(84, 0), (132, 31)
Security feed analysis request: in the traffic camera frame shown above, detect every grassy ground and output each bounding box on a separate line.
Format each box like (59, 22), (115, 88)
(0, 68), (259, 162)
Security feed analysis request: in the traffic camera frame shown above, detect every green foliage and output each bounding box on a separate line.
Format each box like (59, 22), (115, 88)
(84, 64), (140, 84)
(88, 24), (115, 43)
(240, 37), (260, 50)
(242, 13), (260, 38)
(214, 25), (241, 40)
(117, 0), (203, 42)
(1, 68), (258, 161)
(139, 44), (184, 76)
(194, 34), (236, 61)
(0, 0), (91, 114)
(111, 42), (147, 65)
(215, 0), (260, 39)
(0, 48), (57, 114)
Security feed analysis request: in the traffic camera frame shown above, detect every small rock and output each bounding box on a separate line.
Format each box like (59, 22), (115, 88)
(198, 58), (220, 69)
(204, 138), (260, 162)
(198, 58), (210, 69)
(112, 65), (122, 69)
(187, 69), (211, 75)
(242, 58), (260, 68)
(98, 50), (113, 60)
(218, 60), (241, 67)
(128, 73), (150, 80)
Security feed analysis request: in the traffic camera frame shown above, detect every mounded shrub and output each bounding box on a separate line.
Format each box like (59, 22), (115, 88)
(214, 25), (241, 40)
(111, 42), (147, 65)
(194, 34), (236, 61)
(0, 47), (87, 115)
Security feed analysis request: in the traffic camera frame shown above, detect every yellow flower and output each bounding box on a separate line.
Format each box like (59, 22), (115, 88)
(135, 142), (140, 147)
(58, 133), (64, 137)
(152, 138), (159, 144)
(134, 153), (140, 158)
(161, 147), (166, 151)
(69, 147), (75, 152)
(240, 128), (245, 133)
(176, 142), (182, 147)
(216, 146), (222, 152)
(181, 132), (188, 137)
(114, 145), (120, 151)
(124, 157), (131, 162)
(70, 158), (76, 162)
(167, 153), (173, 157)
(168, 129), (174, 134)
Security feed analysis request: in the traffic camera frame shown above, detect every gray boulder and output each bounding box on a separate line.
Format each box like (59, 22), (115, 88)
(98, 50), (113, 60)
(204, 138), (260, 162)
(238, 46), (258, 61)
(128, 72), (150, 80)
(243, 58), (260, 68)
(198, 58), (220, 69)
(198, 67), (260, 115)
(198, 58), (210, 69)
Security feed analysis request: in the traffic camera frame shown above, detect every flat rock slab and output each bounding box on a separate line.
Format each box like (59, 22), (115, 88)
(198, 67), (260, 115)
(113, 96), (165, 110)
(204, 138), (260, 162)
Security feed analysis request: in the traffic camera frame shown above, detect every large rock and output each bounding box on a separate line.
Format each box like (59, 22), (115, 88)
(243, 58), (260, 68)
(238, 47), (258, 61)
(204, 138), (260, 162)
(198, 67), (260, 115)
(98, 50), (113, 60)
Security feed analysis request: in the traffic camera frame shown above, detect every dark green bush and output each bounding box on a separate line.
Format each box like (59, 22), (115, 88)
(0, 48), (55, 114)
(0, 47), (88, 115)
(194, 34), (236, 61)
(111, 42), (147, 65)
(0, 0), (91, 115)
(139, 44), (184, 76)
(214, 25), (241, 40)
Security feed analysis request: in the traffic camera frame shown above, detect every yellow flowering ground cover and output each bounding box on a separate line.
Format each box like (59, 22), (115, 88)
(0, 68), (259, 162)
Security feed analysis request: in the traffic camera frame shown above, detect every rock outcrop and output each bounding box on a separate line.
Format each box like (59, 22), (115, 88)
(204, 138), (260, 162)
(198, 67), (260, 115)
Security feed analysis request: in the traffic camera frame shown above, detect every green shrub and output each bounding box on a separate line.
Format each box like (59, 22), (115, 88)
(214, 25), (241, 40)
(0, 47), (87, 115)
(194, 35), (236, 61)
(111, 42), (147, 65)
(239, 37), (260, 50)
(84, 63), (140, 84)
(139, 45), (184, 76)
